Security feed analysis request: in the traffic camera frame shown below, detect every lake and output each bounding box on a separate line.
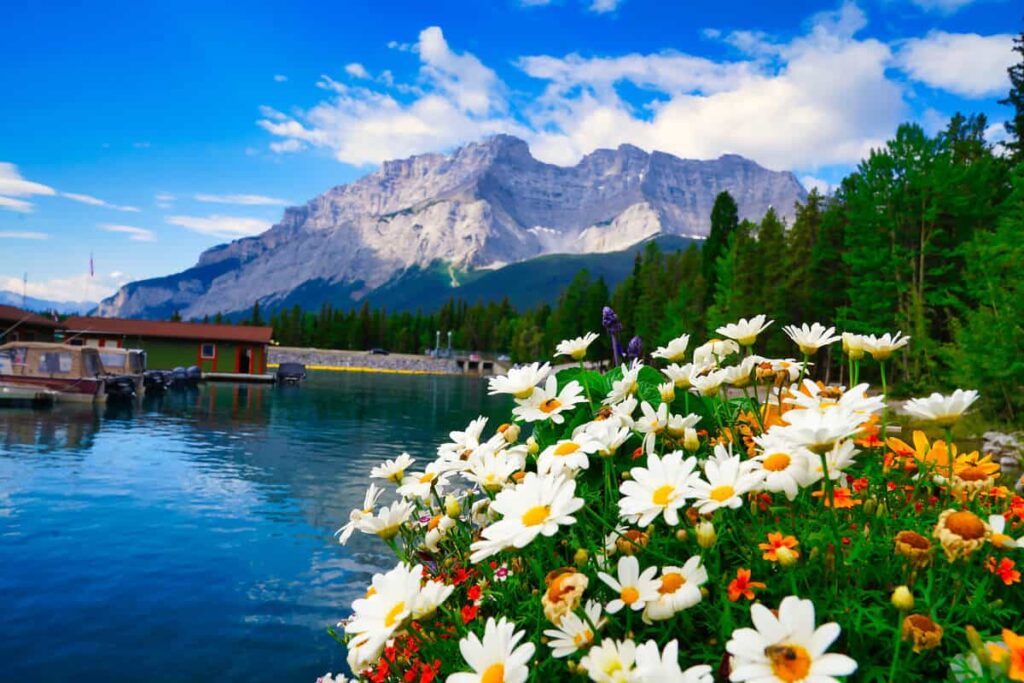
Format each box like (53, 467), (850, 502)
(0, 372), (506, 682)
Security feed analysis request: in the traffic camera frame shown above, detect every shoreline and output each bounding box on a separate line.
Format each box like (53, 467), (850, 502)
(267, 362), (460, 377)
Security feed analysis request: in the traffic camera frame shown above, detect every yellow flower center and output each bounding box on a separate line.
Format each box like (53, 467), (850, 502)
(513, 387), (534, 400)
(620, 586), (640, 605)
(573, 629), (593, 646)
(709, 485), (735, 502)
(767, 644), (812, 682)
(554, 442), (580, 456)
(365, 586), (377, 598)
(428, 514), (442, 530)
(992, 533), (1014, 548)
(540, 398), (562, 414)
(419, 472), (436, 484)
(659, 572), (685, 594)
(945, 510), (986, 540)
(652, 484), (675, 506)
(763, 452), (791, 471)
(481, 662), (505, 683)
(383, 601), (405, 628)
(522, 505), (550, 527)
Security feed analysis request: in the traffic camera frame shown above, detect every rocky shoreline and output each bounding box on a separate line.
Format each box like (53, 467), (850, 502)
(268, 346), (459, 375)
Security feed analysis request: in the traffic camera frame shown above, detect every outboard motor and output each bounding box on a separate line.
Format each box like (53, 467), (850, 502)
(143, 370), (170, 393)
(168, 366), (188, 390)
(185, 366), (202, 386)
(275, 362), (307, 384)
(105, 375), (137, 401)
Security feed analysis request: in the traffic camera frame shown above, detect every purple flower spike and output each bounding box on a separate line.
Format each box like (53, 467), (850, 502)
(602, 306), (622, 334)
(627, 335), (643, 361)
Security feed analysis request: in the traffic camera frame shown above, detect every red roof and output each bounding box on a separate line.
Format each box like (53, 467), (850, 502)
(0, 304), (60, 328)
(62, 316), (273, 344)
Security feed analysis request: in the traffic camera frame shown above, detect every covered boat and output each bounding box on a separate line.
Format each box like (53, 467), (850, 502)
(97, 347), (146, 399)
(0, 342), (107, 402)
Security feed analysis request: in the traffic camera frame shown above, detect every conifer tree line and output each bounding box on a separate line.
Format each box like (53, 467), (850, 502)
(258, 39), (1024, 421)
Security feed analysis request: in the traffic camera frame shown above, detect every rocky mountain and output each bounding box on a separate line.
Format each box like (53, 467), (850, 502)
(0, 290), (96, 315)
(98, 135), (806, 320)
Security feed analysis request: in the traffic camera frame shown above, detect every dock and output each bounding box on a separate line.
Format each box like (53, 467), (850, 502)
(202, 372), (276, 384)
(0, 385), (57, 408)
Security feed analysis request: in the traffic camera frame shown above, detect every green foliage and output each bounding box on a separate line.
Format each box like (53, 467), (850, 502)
(702, 191), (739, 301)
(999, 30), (1024, 163)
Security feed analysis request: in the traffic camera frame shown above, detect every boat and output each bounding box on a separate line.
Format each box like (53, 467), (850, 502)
(0, 341), (107, 402)
(97, 347), (146, 400)
(275, 362), (307, 384)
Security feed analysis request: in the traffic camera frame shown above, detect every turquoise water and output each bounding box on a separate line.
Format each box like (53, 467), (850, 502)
(0, 373), (505, 682)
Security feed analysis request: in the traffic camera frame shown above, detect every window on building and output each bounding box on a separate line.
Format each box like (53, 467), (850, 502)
(200, 343), (216, 359)
(38, 351), (72, 374)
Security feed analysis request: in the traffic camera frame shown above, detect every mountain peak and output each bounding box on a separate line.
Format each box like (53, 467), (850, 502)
(99, 137), (806, 320)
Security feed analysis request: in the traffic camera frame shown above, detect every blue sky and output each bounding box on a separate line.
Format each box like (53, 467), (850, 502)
(0, 0), (1017, 303)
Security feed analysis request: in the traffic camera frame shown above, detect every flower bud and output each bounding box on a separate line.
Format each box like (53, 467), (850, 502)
(444, 495), (462, 518)
(695, 521), (717, 549)
(683, 427), (700, 452)
(500, 423), (521, 444)
(675, 529), (688, 542)
(891, 585), (914, 611)
(776, 546), (799, 568)
(526, 436), (539, 455)
(573, 548), (589, 567)
(658, 382), (675, 403)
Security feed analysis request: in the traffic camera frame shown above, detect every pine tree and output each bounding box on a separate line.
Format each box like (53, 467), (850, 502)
(703, 191), (739, 303)
(999, 29), (1024, 163)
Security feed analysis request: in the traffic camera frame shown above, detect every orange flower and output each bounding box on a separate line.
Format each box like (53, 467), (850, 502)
(759, 532), (800, 562)
(727, 568), (766, 602)
(812, 487), (862, 509)
(855, 413), (883, 448)
(986, 629), (1024, 681)
(886, 431), (954, 474)
(987, 557), (1022, 586)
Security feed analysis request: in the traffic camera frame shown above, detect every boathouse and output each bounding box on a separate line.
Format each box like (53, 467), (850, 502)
(61, 316), (273, 375)
(0, 305), (61, 343)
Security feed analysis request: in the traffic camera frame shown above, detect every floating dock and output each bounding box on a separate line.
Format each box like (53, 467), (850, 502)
(0, 385), (57, 408)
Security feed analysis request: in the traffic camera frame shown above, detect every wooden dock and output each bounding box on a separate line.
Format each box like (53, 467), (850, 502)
(0, 384), (57, 408)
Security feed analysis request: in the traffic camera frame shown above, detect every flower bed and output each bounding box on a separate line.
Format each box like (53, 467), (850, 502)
(322, 314), (1024, 683)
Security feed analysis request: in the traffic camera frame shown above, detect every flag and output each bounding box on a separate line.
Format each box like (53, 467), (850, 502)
(89, 252), (94, 277)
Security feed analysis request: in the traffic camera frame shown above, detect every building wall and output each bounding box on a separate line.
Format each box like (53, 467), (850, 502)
(0, 323), (57, 343)
(67, 333), (267, 373)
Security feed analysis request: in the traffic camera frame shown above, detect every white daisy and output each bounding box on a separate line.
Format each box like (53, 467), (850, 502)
(773, 406), (864, 453)
(689, 454), (763, 514)
(902, 389), (980, 427)
(538, 436), (602, 476)
(717, 315), (774, 346)
(580, 639), (638, 683)
(652, 334), (691, 362)
(659, 381), (676, 403)
(438, 416), (490, 463)
(726, 595), (858, 683)
(619, 450), (700, 526)
(370, 452), (416, 484)
(462, 446), (525, 492)
(345, 562), (424, 671)
(694, 338), (741, 366)
(469, 473), (584, 563)
(635, 400), (670, 452)
(412, 579), (454, 619)
(688, 368), (727, 397)
(597, 555), (660, 614)
(488, 362), (551, 400)
(512, 375), (586, 424)
(782, 322), (842, 355)
(603, 360), (644, 405)
(662, 362), (698, 388)
(785, 380), (884, 417)
(556, 332), (600, 361)
(336, 483), (384, 545)
(722, 356), (758, 387)
(447, 616), (535, 683)
(397, 461), (453, 501)
(642, 556), (708, 624)
(667, 412), (701, 438)
(542, 600), (604, 658)
(576, 419), (632, 458)
(841, 332), (867, 359)
(861, 331), (910, 361)
(989, 514), (1023, 550)
(354, 499), (414, 540)
(603, 395), (639, 429)
(635, 639), (714, 683)
(750, 437), (815, 501)
(423, 514), (457, 553)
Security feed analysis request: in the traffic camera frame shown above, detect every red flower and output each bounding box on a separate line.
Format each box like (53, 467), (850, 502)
(461, 604), (479, 624)
(727, 568), (766, 602)
(467, 584), (482, 602)
(987, 557), (1022, 586)
(852, 477), (869, 492)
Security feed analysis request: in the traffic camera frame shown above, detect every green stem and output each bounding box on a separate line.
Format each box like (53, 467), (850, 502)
(879, 360), (889, 445)
(887, 612), (904, 683)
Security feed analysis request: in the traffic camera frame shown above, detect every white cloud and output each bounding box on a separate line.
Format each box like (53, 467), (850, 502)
(0, 271), (130, 302)
(155, 192), (175, 209)
(589, 0), (623, 13)
(800, 175), (833, 195)
(165, 214), (272, 238)
(61, 192), (140, 212)
(896, 31), (1014, 98)
(908, 0), (977, 14)
(0, 162), (56, 212)
(273, 74), (288, 82)
(100, 223), (156, 242)
(0, 230), (49, 240)
(259, 26), (524, 166)
(193, 193), (290, 206)
(985, 121), (1009, 146)
(345, 63), (370, 79)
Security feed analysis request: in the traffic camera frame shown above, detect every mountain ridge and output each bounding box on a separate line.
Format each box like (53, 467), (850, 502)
(98, 135), (807, 320)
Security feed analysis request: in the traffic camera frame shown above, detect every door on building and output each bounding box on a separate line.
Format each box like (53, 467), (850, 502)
(238, 347), (252, 374)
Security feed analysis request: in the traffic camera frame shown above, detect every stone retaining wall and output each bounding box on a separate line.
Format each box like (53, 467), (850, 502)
(268, 346), (459, 374)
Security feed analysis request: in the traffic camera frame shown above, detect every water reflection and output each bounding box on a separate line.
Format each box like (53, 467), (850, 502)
(0, 372), (507, 682)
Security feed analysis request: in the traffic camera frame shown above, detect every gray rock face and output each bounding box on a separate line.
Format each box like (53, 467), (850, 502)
(98, 135), (806, 319)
